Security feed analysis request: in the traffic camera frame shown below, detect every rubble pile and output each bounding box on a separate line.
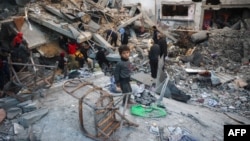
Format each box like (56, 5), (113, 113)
(164, 27), (250, 119)
(0, 94), (48, 140)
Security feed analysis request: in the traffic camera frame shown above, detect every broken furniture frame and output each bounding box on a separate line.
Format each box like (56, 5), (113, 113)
(6, 55), (58, 93)
(63, 79), (138, 141)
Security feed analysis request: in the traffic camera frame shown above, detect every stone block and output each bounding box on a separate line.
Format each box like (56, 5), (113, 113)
(13, 129), (29, 141)
(18, 108), (49, 128)
(13, 123), (25, 135)
(0, 97), (20, 110)
(17, 100), (33, 108)
(0, 95), (32, 110)
(7, 107), (22, 119)
(22, 103), (37, 113)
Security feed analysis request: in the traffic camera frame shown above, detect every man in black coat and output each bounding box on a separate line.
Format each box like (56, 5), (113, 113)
(148, 40), (160, 79)
(152, 26), (159, 44)
(119, 28), (129, 45)
(95, 47), (110, 70)
(157, 33), (167, 59)
(106, 29), (118, 47)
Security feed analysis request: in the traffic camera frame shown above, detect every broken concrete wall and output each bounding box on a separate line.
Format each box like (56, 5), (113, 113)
(122, 0), (250, 30)
(122, 0), (203, 30)
(122, 0), (156, 21)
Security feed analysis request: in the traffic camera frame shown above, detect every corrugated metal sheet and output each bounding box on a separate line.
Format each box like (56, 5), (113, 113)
(215, 72), (236, 84)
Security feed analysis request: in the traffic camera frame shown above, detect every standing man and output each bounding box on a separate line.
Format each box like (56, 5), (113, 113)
(118, 28), (128, 45)
(106, 28), (118, 47)
(157, 33), (167, 59)
(148, 39), (160, 79)
(152, 26), (159, 44)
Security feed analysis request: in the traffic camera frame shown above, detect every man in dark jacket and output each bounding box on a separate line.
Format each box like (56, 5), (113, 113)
(152, 26), (159, 44)
(106, 29), (118, 47)
(148, 40), (160, 79)
(119, 28), (129, 45)
(95, 47), (110, 70)
(157, 33), (167, 59)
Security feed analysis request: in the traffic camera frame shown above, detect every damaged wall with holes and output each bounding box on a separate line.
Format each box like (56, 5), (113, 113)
(122, 0), (250, 30)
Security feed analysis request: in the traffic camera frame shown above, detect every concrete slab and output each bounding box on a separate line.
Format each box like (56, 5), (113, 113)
(21, 22), (48, 49)
(131, 72), (154, 87)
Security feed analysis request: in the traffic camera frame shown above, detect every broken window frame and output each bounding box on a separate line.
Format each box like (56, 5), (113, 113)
(160, 2), (196, 21)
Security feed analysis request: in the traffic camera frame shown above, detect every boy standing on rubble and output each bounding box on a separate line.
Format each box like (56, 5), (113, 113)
(114, 45), (135, 107)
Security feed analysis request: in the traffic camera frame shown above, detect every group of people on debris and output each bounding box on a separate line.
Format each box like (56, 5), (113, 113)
(1, 25), (168, 107)
(55, 26), (135, 105)
(57, 36), (110, 77)
(57, 27), (130, 77)
(148, 26), (168, 79)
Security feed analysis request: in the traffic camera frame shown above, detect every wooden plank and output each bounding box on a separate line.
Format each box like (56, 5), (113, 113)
(98, 120), (113, 136)
(106, 122), (120, 136)
(97, 112), (115, 127)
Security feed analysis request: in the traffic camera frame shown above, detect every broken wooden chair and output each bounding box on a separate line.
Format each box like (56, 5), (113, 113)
(63, 79), (138, 141)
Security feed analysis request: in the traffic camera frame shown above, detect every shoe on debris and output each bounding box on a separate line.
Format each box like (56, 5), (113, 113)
(128, 100), (136, 105)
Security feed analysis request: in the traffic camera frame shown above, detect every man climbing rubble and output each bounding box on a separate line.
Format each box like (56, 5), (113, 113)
(106, 28), (118, 47)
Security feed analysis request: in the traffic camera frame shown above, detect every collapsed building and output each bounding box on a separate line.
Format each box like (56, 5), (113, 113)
(0, 0), (250, 140)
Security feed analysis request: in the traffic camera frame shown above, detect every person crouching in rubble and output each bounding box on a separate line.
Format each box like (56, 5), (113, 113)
(80, 43), (94, 71)
(66, 39), (80, 70)
(0, 42), (10, 86)
(114, 45), (136, 107)
(58, 52), (68, 78)
(58, 35), (68, 51)
(95, 47), (110, 71)
(12, 32), (23, 48)
(67, 39), (78, 56)
(106, 28), (118, 47)
(148, 39), (160, 79)
(11, 40), (30, 71)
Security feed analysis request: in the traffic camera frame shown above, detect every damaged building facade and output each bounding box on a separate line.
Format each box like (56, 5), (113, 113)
(123, 0), (250, 30)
